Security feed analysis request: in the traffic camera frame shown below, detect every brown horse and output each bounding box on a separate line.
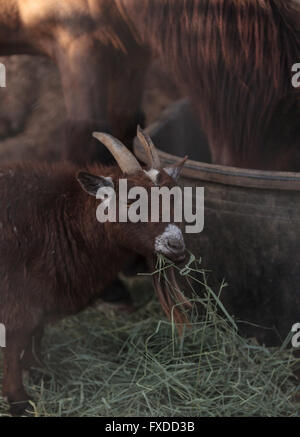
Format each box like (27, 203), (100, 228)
(0, 0), (299, 169)
(123, 0), (300, 170)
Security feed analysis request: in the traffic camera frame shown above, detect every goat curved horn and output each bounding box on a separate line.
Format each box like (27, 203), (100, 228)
(137, 126), (161, 169)
(93, 132), (142, 175)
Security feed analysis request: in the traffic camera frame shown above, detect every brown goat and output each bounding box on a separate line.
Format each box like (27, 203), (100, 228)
(0, 1), (299, 169)
(0, 128), (187, 416)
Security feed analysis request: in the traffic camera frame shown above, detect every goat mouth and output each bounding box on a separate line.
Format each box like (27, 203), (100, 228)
(171, 252), (186, 264)
(156, 250), (186, 265)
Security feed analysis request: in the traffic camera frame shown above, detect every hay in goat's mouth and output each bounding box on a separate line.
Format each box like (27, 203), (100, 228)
(148, 254), (192, 334)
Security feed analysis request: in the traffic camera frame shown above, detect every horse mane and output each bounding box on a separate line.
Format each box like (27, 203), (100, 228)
(127, 0), (300, 169)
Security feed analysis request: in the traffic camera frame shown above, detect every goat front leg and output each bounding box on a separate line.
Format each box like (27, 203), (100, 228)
(21, 325), (44, 371)
(2, 330), (33, 416)
(55, 37), (113, 165)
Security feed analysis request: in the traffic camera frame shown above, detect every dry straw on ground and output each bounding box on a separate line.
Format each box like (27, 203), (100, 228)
(0, 255), (299, 417)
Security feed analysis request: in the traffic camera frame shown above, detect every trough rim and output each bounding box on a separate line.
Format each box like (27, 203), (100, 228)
(134, 99), (300, 192)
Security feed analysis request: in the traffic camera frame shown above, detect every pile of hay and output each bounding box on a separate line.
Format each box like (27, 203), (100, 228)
(0, 256), (299, 417)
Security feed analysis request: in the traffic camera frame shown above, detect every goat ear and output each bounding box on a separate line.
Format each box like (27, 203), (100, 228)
(163, 156), (188, 181)
(77, 171), (114, 197)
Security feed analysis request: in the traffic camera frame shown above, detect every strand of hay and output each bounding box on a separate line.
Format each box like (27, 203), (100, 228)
(149, 255), (193, 335)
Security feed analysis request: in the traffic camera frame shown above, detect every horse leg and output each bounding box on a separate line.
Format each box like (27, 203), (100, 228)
(55, 37), (113, 165)
(107, 49), (151, 151)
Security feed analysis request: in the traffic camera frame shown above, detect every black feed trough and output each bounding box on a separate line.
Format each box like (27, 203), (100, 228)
(134, 99), (300, 345)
